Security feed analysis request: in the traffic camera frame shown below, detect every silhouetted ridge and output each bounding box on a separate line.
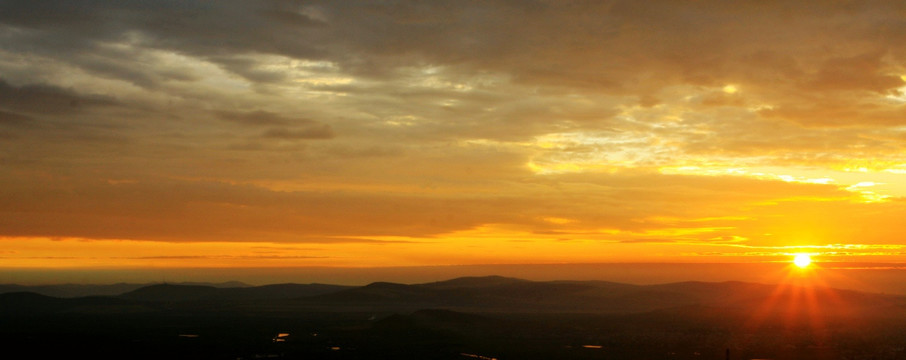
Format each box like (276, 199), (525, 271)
(4, 277), (905, 319)
(0, 292), (144, 315)
(0, 292), (66, 314)
(120, 283), (219, 302)
(319, 282), (439, 303)
(303, 277), (906, 316)
(420, 275), (528, 289)
(0, 281), (252, 298)
(313, 277), (635, 311)
(177, 281), (250, 288)
(227, 283), (352, 300)
(119, 282), (353, 302)
(3, 277), (905, 360)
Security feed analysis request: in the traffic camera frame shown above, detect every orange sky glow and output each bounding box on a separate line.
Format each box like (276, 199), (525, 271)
(2, 1), (906, 285)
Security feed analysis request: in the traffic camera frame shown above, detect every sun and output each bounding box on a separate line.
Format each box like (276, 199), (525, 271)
(793, 253), (812, 268)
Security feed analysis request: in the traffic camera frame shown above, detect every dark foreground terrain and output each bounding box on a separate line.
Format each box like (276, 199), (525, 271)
(2, 276), (906, 360)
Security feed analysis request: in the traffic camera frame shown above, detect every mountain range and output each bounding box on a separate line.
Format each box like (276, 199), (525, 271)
(0, 281), (250, 298)
(2, 275), (903, 319)
(4, 276), (906, 359)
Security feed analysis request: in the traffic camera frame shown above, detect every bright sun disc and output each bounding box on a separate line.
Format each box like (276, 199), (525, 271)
(793, 254), (812, 268)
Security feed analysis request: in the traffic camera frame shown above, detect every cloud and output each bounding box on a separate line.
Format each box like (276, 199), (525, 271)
(3, 0), (906, 265)
(0, 169), (869, 245)
(0, 109), (33, 126)
(218, 110), (290, 126)
(121, 255), (329, 260)
(805, 51), (903, 94)
(2, 1), (902, 97)
(0, 79), (117, 115)
(261, 126), (334, 140)
(218, 110), (335, 139)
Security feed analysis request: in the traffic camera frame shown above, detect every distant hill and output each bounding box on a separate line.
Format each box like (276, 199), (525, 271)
(0, 292), (153, 315)
(420, 275), (528, 289)
(307, 275), (653, 312)
(0, 281), (250, 298)
(2, 276), (904, 321)
(120, 282), (353, 302)
(0, 283), (147, 298)
(0, 292), (68, 314)
(4, 276), (905, 360)
(305, 276), (906, 317)
(0, 282), (354, 315)
(120, 284), (222, 302)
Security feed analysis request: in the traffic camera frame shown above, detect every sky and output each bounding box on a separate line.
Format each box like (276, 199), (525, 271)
(2, 0), (906, 284)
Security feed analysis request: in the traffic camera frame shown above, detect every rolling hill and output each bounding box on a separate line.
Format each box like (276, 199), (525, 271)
(1, 276), (903, 320)
(3, 276), (906, 360)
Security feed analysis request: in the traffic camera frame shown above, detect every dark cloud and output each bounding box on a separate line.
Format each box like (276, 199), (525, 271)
(1, 0), (902, 96)
(805, 51), (903, 94)
(0, 1), (325, 90)
(261, 126), (334, 140)
(0, 79), (117, 115)
(218, 110), (290, 126)
(209, 56), (289, 84)
(0, 109), (34, 126)
(217, 110), (336, 140)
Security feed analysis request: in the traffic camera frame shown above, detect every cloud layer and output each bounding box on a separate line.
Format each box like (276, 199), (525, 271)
(2, 0), (906, 267)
